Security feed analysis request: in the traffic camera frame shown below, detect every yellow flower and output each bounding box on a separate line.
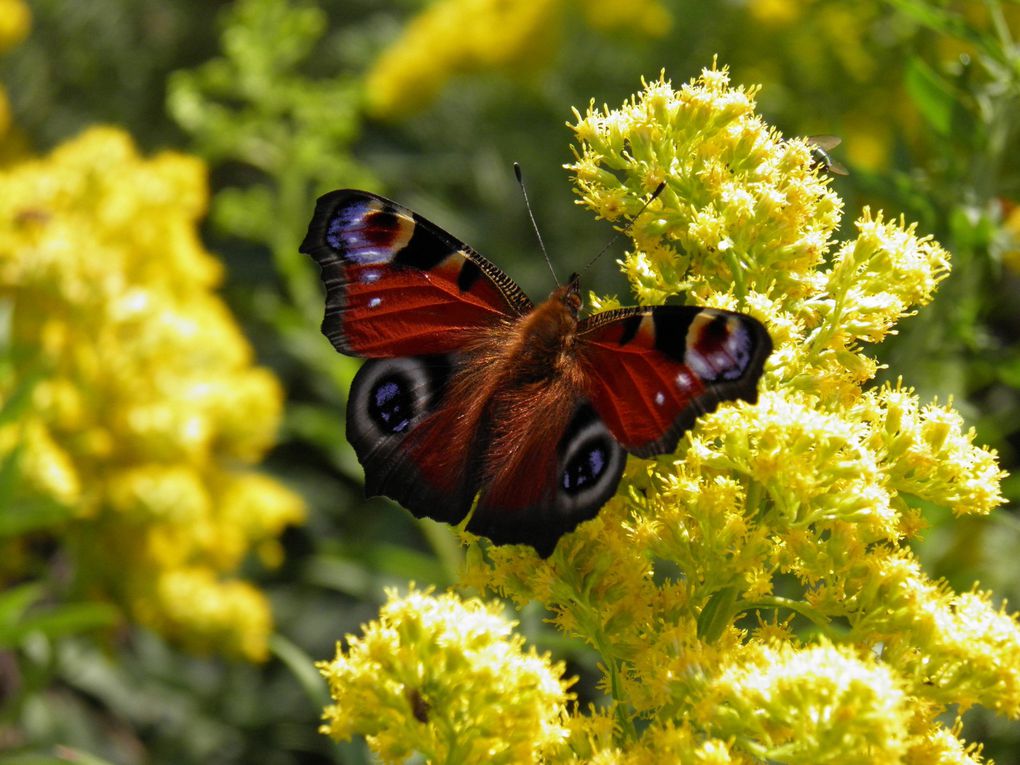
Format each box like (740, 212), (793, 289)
(1003, 201), (1020, 273)
(331, 64), (1014, 761)
(318, 586), (572, 764)
(365, 0), (671, 118)
(145, 568), (274, 662)
(578, 0), (672, 37)
(907, 719), (987, 765)
(0, 127), (304, 660)
(0, 0), (30, 53)
(569, 69), (843, 306)
(700, 641), (911, 764)
(366, 0), (561, 118)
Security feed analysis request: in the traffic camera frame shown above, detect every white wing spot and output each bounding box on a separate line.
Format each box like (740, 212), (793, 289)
(368, 297), (382, 308)
(655, 391), (666, 406)
(675, 372), (698, 394)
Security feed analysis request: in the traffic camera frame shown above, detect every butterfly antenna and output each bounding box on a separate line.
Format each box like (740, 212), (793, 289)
(514, 163), (559, 286)
(580, 181), (667, 276)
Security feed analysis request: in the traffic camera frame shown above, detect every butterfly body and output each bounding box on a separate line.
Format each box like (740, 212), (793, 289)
(302, 190), (772, 556)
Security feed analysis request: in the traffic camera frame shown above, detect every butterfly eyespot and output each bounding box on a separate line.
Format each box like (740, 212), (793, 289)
(369, 377), (414, 434)
(556, 405), (626, 516)
(327, 203), (415, 263)
(348, 357), (452, 447)
(562, 441), (610, 492)
(685, 314), (755, 382)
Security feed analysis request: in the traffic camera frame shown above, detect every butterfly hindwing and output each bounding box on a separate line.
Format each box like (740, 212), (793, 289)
(578, 306), (772, 457)
(300, 190), (534, 358)
(469, 398), (626, 557)
(346, 355), (479, 526)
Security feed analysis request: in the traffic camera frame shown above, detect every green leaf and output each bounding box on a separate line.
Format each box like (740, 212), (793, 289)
(0, 369), (42, 429)
(0, 583), (44, 626)
(270, 633), (329, 707)
(697, 586), (739, 642)
(0, 495), (73, 537)
(905, 56), (957, 137)
(0, 603), (120, 648)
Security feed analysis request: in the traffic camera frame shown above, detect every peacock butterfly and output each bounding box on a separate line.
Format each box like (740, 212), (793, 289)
(301, 189), (772, 557)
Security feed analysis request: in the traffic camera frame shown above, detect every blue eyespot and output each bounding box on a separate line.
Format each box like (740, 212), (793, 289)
(562, 443), (609, 493)
(369, 377), (412, 434)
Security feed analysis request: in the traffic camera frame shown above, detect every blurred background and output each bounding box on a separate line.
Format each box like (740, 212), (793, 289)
(0, 0), (1018, 762)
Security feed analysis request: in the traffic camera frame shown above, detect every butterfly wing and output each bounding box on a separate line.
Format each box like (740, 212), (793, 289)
(577, 306), (772, 457)
(467, 397), (624, 558)
(345, 354), (481, 526)
(300, 190), (534, 357)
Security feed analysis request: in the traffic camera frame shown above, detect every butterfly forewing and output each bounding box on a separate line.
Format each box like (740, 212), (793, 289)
(300, 190), (533, 357)
(578, 306), (772, 457)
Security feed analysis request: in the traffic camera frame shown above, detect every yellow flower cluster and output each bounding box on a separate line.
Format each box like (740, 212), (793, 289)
(365, 0), (671, 118)
(449, 67), (1012, 761)
(0, 0), (30, 54)
(700, 641), (911, 763)
(0, 127), (304, 661)
(318, 586), (572, 764)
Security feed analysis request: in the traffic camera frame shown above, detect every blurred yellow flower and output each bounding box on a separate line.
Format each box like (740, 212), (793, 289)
(0, 0), (30, 53)
(0, 126), (304, 661)
(365, 0), (671, 118)
(1004, 201), (1020, 273)
(319, 586), (572, 764)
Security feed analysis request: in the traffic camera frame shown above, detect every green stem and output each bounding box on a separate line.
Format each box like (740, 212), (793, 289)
(418, 519), (462, 586)
(724, 249), (746, 300)
(593, 633), (638, 742)
(737, 596), (838, 638)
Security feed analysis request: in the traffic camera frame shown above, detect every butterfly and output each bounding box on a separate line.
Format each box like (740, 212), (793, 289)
(301, 189), (773, 557)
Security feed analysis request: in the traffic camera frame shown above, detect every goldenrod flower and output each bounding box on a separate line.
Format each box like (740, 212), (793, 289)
(318, 586), (572, 764)
(700, 641), (911, 764)
(908, 719), (988, 765)
(0, 127), (304, 660)
(0, 0), (30, 54)
(321, 63), (1011, 761)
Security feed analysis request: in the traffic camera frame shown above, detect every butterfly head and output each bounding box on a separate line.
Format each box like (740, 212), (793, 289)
(559, 272), (582, 318)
